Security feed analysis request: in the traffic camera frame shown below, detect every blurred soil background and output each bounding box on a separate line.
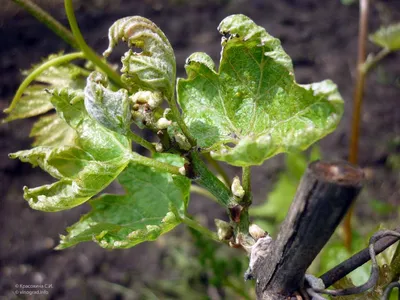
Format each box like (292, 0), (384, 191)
(0, 0), (399, 299)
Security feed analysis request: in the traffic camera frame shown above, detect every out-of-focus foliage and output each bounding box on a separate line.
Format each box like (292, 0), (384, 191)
(138, 227), (255, 299)
(370, 23), (400, 51)
(250, 147), (320, 234)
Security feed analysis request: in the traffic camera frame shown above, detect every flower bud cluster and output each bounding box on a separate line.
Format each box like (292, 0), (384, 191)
(130, 91), (172, 131)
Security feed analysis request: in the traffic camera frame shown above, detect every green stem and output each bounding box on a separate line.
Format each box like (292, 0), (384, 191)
(189, 151), (235, 207)
(64, 0), (126, 89)
(13, 0), (79, 49)
(203, 153), (231, 187)
(181, 215), (219, 242)
(4, 52), (85, 114)
(242, 166), (252, 204)
(189, 152), (252, 247)
(130, 153), (181, 175)
(127, 132), (155, 153)
(167, 99), (197, 146)
(190, 185), (218, 203)
(362, 47), (391, 73)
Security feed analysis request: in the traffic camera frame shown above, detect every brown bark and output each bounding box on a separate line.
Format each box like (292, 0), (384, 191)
(252, 161), (364, 300)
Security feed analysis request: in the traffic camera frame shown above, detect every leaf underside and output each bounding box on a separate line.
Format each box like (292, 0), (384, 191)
(177, 14), (344, 166)
(57, 153), (190, 249)
(10, 89), (132, 212)
(104, 16), (176, 99)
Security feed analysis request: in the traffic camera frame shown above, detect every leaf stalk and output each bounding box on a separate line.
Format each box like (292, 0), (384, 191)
(127, 132), (155, 153)
(181, 215), (220, 242)
(190, 185), (218, 203)
(203, 153), (231, 187)
(130, 153), (181, 175)
(362, 47), (391, 73)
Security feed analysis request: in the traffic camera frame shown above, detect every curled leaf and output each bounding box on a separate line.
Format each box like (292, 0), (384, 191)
(178, 15), (343, 166)
(104, 16), (176, 98)
(84, 71), (131, 135)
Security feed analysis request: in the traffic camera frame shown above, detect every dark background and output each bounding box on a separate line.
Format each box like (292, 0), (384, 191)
(1, 0), (399, 299)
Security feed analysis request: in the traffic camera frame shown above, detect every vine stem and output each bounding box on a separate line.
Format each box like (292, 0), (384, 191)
(203, 153), (231, 187)
(12, 0), (79, 49)
(4, 52), (85, 114)
(64, 0), (126, 89)
(181, 215), (220, 242)
(343, 0), (369, 251)
(242, 166), (252, 204)
(130, 153), (181, 175)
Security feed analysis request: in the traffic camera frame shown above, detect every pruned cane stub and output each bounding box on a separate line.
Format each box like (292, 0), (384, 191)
(249, 160), (363, 300)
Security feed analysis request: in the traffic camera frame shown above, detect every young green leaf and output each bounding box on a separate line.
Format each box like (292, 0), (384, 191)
(30, 113), (76, 147)
(3, 85), (54, 122)
(370, 23), (400, 51)
(177, 15), (343, 166)
(103, 16), (176, 99)
(84, 71), (131, 135)
(56, 153), (190, 249)
(10, 88), (132, 212)
(3, 54), (87, 147)
(3, 54), (86, 122)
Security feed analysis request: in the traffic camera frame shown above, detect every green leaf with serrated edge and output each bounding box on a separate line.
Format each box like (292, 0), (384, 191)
(10, 88), (131, 212)
(370, 23), (400, 51)
(177, 15), (343, 166)
(56, 153), (190, 249)
(103, 16), (176, 99)
(3, 85), (54, 122)
(30, 114), (76, 147)
(4, 53), (86, 122)
(84, 71), (131, 135)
